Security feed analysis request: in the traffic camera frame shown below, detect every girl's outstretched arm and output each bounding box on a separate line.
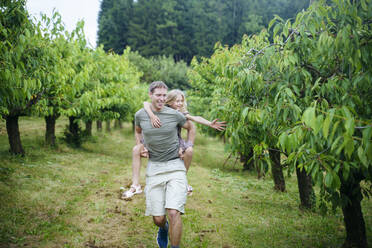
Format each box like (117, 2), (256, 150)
(144, 102), (161, 128)
(185, 114), (226, 131)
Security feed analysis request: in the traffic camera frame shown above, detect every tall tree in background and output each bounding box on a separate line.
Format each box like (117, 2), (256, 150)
(97, 0), (309, 63)
(97, 0), (133, 54)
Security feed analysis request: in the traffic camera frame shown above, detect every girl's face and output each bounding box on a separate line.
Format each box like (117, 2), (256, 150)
(170, 94), (183, 111)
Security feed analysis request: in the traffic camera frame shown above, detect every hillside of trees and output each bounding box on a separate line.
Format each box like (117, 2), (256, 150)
(97, 0), (310, 63)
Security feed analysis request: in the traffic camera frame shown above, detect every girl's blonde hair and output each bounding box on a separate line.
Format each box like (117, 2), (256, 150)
(166, 89), (188, 113)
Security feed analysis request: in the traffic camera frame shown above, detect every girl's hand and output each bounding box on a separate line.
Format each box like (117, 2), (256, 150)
(179, 147), (185, 160)
(140, 146), (149, 158)
(210, 119), (227, 131)
(150, 115), (162, 128)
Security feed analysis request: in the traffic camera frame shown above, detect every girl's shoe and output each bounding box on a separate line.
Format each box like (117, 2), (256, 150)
(121, 185), (142, 199)
(187, 185), (193, 196)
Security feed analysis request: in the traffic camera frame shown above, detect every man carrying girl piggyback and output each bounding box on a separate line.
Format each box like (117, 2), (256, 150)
(122, 89), (226, 199)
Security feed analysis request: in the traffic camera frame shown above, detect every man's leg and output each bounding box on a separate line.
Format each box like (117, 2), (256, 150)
(153, 215), (167, 227)
(164, 169), (187, 247)
(167, 209), (182, 247)
(153, 215), (168, 248)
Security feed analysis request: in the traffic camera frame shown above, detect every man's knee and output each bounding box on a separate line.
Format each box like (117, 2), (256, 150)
(153, 215), (166, 226)
(167, 209), (181, 222)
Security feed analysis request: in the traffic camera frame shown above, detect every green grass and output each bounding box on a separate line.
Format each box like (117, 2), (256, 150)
(0, 116), (371, 248)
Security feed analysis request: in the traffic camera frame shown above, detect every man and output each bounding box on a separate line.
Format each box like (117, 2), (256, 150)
(134, 81), (195, 248)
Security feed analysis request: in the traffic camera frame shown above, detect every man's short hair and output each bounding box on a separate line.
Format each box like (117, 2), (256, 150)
(149, 81), (168, 93)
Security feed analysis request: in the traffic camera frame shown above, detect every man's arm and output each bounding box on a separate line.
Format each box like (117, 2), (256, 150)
(135, 125), (149, 158)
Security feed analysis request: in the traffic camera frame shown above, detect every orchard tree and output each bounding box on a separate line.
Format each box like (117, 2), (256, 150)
(31, 12), (79, 146)
(0, 1), (60, 154)
(189, 0), (371, 247)
(81, 46), (143, 136)
(274, 0), (372, 246)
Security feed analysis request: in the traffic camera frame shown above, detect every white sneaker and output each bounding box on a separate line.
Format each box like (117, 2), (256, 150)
(121, 185), (143, 199)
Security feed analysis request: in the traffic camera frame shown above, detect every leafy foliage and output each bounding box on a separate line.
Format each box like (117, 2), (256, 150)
(188, 0), (372, 245)
(97, 0), (309, 63)
(1, 2), (145, 151)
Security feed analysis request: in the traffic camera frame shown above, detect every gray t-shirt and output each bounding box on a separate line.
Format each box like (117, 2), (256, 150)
(135, 106), (187, 163)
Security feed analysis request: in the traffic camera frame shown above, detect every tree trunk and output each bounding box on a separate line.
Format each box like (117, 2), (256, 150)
(45, 115), (58, 146)
(69, 116), (79, 137)
(132, 119), (135, 132)
(341, 180), (367, 248)
(96, 120), (102, 131)
(269, 149), (286, 192)
(296, 166), (315, 209)
(85, 120), (92, 136)
(240, 150), (254, 171)
(5, 115), (24, 155)
(114, 119), (121, 129)
(106, 120), (111, 132)
(67, 116), (82, 147)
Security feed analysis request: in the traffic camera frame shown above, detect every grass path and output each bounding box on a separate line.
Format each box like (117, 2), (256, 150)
(0, 117), (371, 248)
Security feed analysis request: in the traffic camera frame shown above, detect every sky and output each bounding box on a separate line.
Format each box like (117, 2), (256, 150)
(26, 0), (101, 48)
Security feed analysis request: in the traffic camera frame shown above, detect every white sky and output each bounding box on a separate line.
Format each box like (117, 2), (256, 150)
(26, 0), (101, 48)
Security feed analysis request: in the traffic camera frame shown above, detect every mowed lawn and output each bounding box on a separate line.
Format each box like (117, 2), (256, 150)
(0, 117), (371, 248)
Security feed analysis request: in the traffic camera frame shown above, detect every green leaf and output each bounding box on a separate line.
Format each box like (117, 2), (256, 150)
(273, 24), (281, 38)
(342, 106), (352, 119)
(344, 118), (355, 136)
(302, 107), (315, 128)
(329, 120), (340, 143)
(242, 107), (249, 120)
(362, 126), (371, 146)
(314, 115), (324, 135)
(343, 162), (350, 181)
(332, 172), (341, 189)
(343, 134), (354, 158)
(285, 88), (294, 99)
(325, 172), (333, 188)
(279, 133), (287, 151)
(268, 18), (276, 30)
(361, 0), (368, 11)
(357, 147), (368, 168)
(323, 111), (333, 138)
(331, 136), (342, 152)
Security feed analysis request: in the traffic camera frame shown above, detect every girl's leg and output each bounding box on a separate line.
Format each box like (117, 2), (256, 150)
(122, 144), (143, 198)
(131, 144), (143, 187)
(183, 147), (194, 194)
(183, 147), (193, 172)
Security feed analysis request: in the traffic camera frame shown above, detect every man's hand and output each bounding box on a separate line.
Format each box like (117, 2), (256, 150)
(140, 146), (149, 158)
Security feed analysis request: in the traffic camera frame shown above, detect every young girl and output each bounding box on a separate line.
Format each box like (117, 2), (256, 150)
(122, 89), (226, 199)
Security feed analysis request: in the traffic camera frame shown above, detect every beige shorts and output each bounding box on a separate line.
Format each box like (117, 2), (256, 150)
(145, 170), (188, 216)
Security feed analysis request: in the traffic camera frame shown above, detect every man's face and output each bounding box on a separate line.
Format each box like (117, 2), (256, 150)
(149, 87), (167, 111)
